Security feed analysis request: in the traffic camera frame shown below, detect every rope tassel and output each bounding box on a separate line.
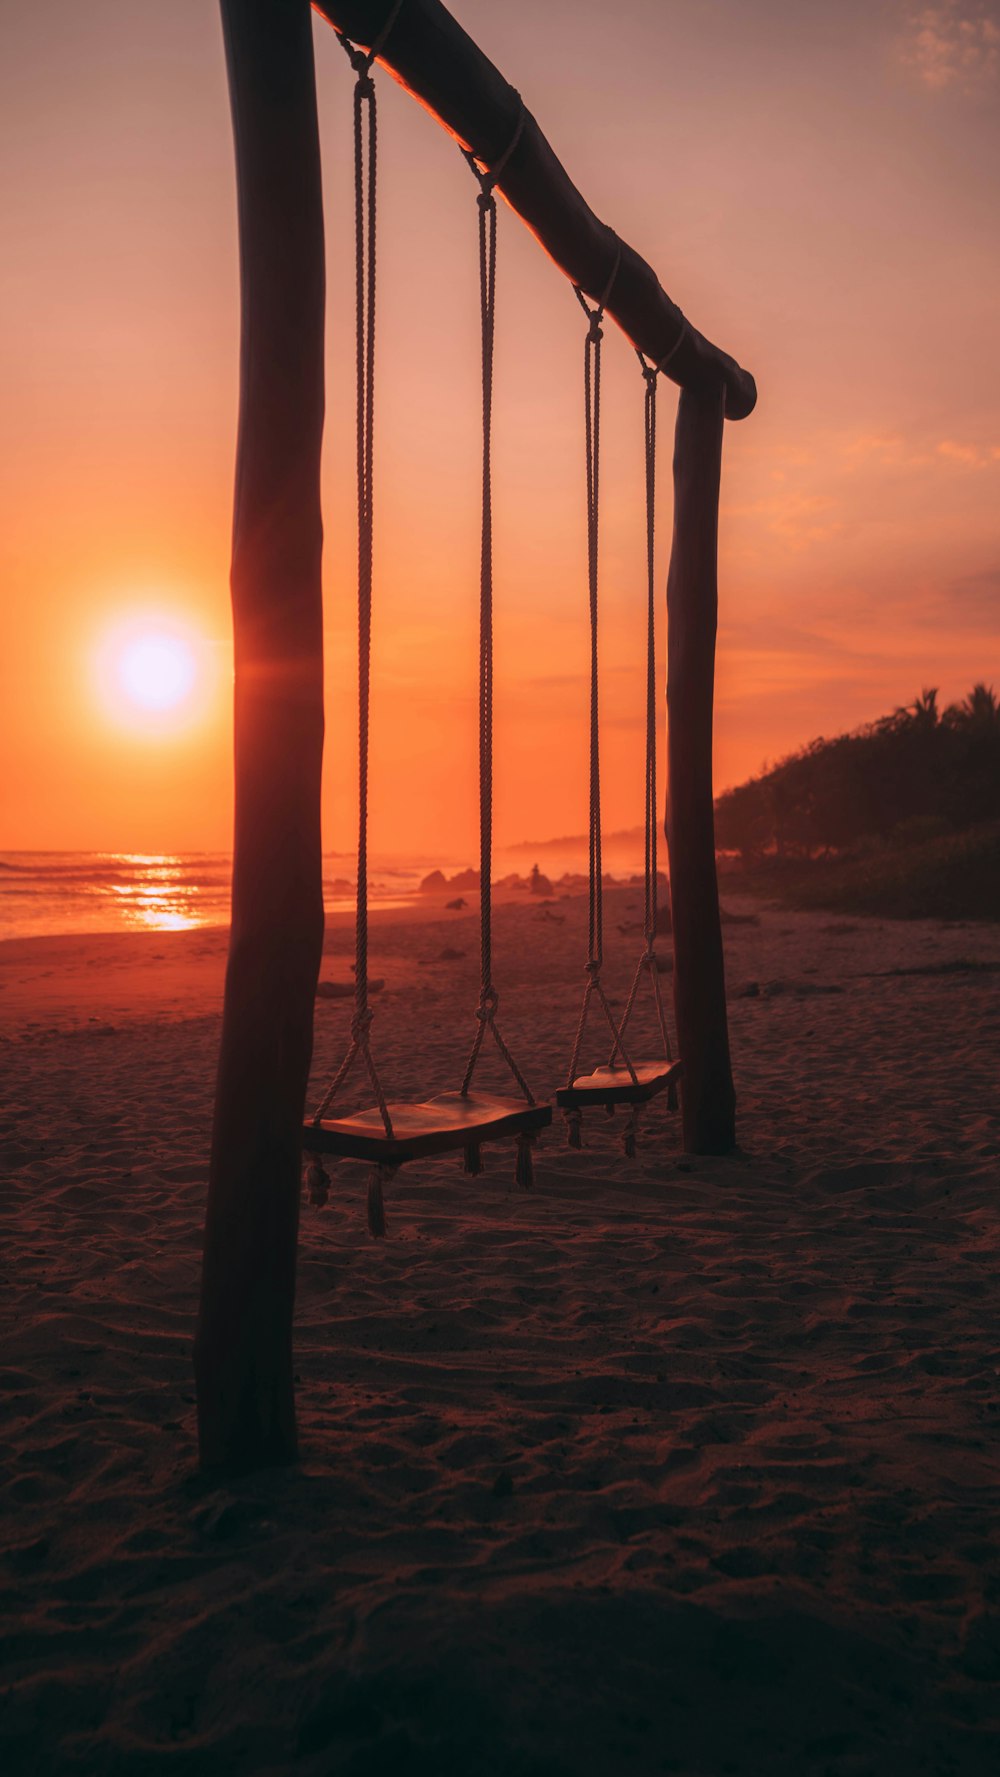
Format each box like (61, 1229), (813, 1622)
(623, 1107), (640, 1159)
(515, 1133), (535, 1189)
(304, 1155), (331, 1209)
(463, 1142), (482, 1176)
(367, 1163), (395, 1240)
(565, 1109), (583, 1149)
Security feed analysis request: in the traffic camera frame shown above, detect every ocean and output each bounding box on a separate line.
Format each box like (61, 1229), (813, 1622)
(0, 852), (455, 941)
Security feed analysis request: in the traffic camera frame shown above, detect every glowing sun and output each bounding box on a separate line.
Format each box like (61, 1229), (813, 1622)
(117, 633), (196, 713)
(94, 614), (210, 734)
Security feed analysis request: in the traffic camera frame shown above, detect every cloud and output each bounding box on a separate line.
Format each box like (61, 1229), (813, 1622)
(730, 491), (841, 549)
(843, 433), (910, 464)
(839, 431), (999, 471)
(936, 438), (1000, 467)
(902, 3), (1000, 90)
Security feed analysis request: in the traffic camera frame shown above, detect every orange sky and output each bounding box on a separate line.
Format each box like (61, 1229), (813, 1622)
(1, 0), (998, 858)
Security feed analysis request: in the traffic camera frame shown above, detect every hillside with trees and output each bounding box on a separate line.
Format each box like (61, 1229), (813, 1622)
(714, 685), (1000, 919)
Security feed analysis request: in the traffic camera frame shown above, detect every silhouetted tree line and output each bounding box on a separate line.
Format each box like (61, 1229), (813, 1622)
(714, 685), (1000, 862)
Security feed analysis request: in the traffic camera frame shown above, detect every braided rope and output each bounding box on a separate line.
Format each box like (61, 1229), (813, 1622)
(336, 0), (405, 74)
(564, 264), (637, 1092)
(459, 132), (536, 1108)
(312, 34), (394, 1137)
(462, 94), (526, 196)
(609, 354), (675, 1072)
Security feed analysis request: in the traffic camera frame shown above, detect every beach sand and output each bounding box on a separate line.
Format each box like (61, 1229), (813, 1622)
(2, 886), (1000, 1774)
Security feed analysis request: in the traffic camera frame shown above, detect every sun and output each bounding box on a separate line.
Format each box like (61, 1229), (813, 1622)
(93, 612), (213, 735)
(117, 633), (197, 713)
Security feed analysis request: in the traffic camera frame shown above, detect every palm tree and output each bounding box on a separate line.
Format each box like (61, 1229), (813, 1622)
(955, 683), (999, 734)
(894, 686), (940, 732)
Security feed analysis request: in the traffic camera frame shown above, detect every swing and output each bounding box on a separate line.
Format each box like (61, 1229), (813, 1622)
(304, 37), (549, 1229)
(555, 269), (681, 1151)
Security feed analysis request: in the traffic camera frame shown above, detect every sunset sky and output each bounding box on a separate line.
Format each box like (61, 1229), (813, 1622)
(1, 0), (998, 859)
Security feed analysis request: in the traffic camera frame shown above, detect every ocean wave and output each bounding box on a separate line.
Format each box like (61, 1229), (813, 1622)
(0, 851), (447, 938)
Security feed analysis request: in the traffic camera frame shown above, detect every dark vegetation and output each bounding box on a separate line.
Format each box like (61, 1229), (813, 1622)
(714, 685), (1000, 920)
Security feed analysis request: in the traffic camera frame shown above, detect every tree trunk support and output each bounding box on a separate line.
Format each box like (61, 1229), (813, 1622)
(666, 388), (736, 1155)
(194, 0), (326, 1472)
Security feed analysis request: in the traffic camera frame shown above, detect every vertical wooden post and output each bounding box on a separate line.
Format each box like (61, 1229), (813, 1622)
(665, 386), (736, 1155)
(194, 0), (326, 1471)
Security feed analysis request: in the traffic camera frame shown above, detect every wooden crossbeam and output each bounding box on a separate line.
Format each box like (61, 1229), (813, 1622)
(312, 0), (756, 421)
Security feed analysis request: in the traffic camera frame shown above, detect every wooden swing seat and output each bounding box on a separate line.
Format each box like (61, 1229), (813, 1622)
(556, 1057), (682, 1111)
(305, 1090), (551, 1165)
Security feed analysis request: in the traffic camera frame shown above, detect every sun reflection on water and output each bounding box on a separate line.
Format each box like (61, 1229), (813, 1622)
(103, 856), (206, 932)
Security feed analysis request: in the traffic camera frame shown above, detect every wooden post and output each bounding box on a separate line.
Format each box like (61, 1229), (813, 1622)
(194, 0), (326, 1471)
(666, 387), (736, 1155)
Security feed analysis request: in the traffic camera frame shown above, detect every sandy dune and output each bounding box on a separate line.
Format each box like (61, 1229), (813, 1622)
(2, 887), (1000, 1774)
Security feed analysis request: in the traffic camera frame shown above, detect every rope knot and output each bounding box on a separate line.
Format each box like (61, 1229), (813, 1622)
(588, 314), (604, 344)
(351, 1005), (375, 1041)
(585, 959), (602, 979)
(477, 187), (496, 213)
(476, 986), (500, 1023)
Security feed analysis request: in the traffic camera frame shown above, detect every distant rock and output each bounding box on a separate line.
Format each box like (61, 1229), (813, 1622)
(446, 897), (467, 911)
(419, 867), (481, 894)
(420, 946), (466, 966)
(529, 864), (553, 897)
(720, 904), (761, 926)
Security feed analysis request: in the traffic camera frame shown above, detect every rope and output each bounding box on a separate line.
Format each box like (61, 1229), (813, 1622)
(608, 353), (674, 1072)
(564, 257), (638, 1093)
(462, 95), (526, 197)
(459, 129), (536, 1108)
(312, 29), (394, 1137)
(655, 313), (687, 372)
(641, 358), (658, 951)
(336, 0), (405, 75)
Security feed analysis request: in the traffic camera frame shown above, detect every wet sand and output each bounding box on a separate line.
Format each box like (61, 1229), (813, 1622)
(2, 887), (1000, 1774)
